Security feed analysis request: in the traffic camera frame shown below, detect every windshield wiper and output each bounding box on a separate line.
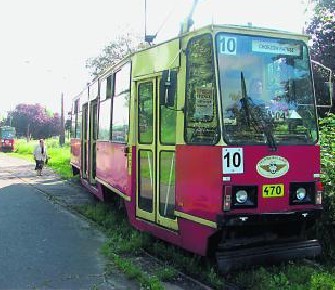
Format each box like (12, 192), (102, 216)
(240, 72), (277, 151)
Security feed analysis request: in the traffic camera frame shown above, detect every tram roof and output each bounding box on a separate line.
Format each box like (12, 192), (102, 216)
(135, 23), (310, 52)
(102, 23), (310, 73)
(71, 23), (310, 101)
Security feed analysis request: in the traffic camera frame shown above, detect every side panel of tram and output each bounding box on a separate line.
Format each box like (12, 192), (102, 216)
(70, 25), (324, 267)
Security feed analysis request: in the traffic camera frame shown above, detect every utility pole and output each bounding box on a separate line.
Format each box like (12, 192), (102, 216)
(59, 93), (65, 146)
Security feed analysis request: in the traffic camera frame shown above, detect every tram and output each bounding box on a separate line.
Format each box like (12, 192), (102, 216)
(70, 22), (332, 272)
(0, 126), (16, 152)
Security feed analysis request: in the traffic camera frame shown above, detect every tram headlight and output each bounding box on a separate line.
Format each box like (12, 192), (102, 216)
(296, 188), (306, 201)
(236, 190), (248, 204)
(232, 186), (258, 208)
(290, 182), (314, 205)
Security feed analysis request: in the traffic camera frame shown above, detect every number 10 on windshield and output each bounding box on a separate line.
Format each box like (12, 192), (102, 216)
(223, 148), (243, 174)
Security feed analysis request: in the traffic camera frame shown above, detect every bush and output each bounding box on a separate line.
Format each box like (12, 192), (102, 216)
(318, 113), (335, 259)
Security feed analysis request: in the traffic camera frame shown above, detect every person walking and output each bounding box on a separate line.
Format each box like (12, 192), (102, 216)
(33, 139), (48, 176)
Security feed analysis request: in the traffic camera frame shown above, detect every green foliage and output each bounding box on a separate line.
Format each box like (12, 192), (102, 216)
(111, 254), (165, 289)
(319, 114), (335, 185)
(306, 0), (335, 77)
(232, 264), (335, 290)
(14, 138), (35, 155)
(311, 271), (335, 290)
(155, 266), (177, 281)
(317, 113), (335, 259)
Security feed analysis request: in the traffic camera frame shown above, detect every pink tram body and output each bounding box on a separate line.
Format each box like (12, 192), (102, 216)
(70, 24), (330, 272)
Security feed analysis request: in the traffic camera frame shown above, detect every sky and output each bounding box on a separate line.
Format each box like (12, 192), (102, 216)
(0, 0), (311, 117)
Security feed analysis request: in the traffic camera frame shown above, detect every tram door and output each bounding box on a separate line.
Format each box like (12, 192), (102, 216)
(136, 78), (178, 231)
(81, 100), (97, 183)
(88, 100), (98, 184)
(81, 103), (88, 178)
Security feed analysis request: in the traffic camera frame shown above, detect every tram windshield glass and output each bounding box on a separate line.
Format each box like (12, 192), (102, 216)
(0, 127), (16, 139)
(216, 33), (318, 146)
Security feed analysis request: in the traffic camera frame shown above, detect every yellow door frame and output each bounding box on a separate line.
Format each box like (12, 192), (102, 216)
(135, 77), (178, 231)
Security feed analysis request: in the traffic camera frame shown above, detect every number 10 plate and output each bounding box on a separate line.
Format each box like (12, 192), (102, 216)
(262, 184), (284, 198)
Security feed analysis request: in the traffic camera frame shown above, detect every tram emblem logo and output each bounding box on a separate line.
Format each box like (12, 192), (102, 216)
(256, 155), (289, 178)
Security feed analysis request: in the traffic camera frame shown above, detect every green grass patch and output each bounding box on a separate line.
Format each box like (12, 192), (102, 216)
(231, 264), (335, 290)
(75, 203), (166, 289)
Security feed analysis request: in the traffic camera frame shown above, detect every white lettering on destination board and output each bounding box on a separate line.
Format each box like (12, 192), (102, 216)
(252, 40), (301, 56)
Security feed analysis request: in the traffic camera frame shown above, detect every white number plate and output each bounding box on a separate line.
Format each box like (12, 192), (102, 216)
(223, 148), (243, 174)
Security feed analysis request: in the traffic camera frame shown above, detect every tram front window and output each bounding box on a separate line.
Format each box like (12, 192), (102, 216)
(215, 33), (318, 146)
(1, 129), (15, 139)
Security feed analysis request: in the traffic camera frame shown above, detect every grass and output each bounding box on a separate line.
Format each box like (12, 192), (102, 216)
(75, 203), (168, 289)
(10, 136), (335, 289)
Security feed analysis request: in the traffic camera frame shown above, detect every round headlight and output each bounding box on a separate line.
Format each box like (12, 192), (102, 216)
(236, 190), (248, 204)
(296, 188), (306, 201)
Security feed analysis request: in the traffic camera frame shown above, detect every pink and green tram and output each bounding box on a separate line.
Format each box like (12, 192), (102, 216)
(70, 24), (328, 272)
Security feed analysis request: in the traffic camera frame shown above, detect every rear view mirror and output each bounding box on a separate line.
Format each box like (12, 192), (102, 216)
(312, 60), (333, 108)
(160, 70), (177, 107)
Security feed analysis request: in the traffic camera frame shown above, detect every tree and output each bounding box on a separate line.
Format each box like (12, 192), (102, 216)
(85, 33), (147, 78)
(9, 103), (61, 139)
(306, 0), (335, 75)
(305, 0), (335, 115)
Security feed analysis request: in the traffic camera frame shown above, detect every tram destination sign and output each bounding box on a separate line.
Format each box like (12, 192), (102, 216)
(252, 40), (301, 57)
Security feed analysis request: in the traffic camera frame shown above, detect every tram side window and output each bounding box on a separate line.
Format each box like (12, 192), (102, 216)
(160, 77), (177, 145)
(138, 82), (153, 144)
(107, 75), (113, 98)
(111, 63), (131, 142)
(71, 109), (76, 138)
(90, 81), (99, 100)
(100, 74), (113, 101)
(185, 34), (219, 144)
(100, 78), (107, 101)
(76, 113), (82, 138)
(98, 99), (112, 140)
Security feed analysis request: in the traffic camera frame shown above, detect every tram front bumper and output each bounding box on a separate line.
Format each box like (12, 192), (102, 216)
(216, 239), (321, 273)
(216, 209), (322, 227)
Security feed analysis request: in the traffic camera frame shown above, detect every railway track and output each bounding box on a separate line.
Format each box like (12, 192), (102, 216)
(141, 249), (214, 290)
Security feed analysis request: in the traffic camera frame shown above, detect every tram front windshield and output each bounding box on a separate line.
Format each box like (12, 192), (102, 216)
(216, 33), (318, 146)
(1, 128), (15, 139)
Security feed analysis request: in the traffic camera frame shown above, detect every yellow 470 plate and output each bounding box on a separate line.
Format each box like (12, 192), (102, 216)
(262, 184), (284, 198)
